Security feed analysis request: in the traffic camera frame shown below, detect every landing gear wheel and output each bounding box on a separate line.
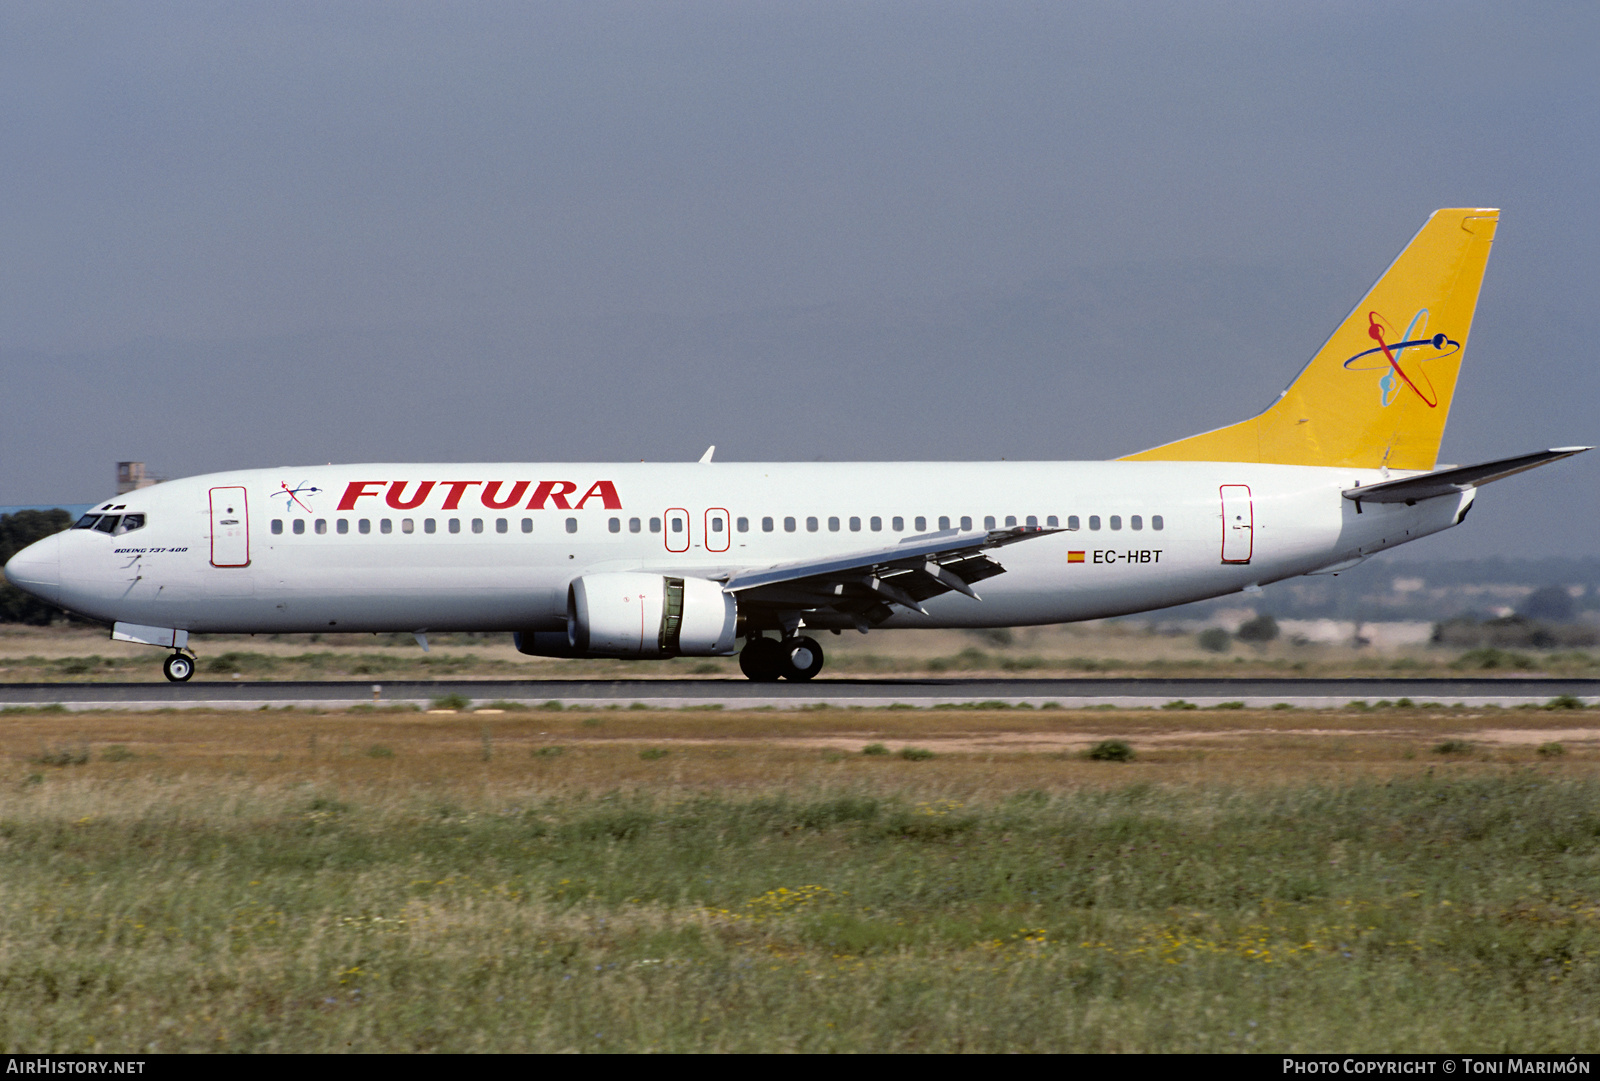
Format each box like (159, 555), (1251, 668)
(778, 636), (824, 681)
(163, 653), (195, 683)
(739, 636), (784, 682)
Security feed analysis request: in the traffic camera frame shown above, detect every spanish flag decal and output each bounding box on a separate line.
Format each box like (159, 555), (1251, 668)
(1067, 551), (1085, 563)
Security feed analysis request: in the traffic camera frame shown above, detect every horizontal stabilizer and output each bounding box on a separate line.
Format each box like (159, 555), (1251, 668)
(1342, 447), (1590, 504)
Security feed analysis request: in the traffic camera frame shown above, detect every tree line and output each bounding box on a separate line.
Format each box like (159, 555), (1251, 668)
(0, 509), (74, 624)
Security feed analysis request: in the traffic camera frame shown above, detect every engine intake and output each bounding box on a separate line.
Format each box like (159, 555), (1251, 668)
(517, 573), (737, 658)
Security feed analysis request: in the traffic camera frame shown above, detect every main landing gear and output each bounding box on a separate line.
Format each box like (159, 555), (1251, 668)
(162, 652), (195, 682)
(739, 635), (825, 682)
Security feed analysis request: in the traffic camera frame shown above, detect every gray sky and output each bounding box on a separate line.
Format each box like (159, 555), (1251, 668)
(3, 1), (1596, 559)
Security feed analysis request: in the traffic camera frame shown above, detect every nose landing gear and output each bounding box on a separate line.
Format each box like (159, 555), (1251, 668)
(738, 635), (825, 681)
(162, 652), (196, 682)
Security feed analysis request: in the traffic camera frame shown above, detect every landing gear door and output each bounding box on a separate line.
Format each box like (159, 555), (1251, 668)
(210, 487), (250, 567)
(1220, 484), (1253, 564)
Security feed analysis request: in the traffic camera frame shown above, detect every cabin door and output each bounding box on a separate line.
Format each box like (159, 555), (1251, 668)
(209, 487), (251, 567)
(1219, 485), (1253, 564)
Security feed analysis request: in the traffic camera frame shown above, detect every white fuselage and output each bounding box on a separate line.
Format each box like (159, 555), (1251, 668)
(12, 460), (1470, 636)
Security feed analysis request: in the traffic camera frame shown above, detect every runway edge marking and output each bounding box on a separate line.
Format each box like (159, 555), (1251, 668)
(5, 695), (1598, 712)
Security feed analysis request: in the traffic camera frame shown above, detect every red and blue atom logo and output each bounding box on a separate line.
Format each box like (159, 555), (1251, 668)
(271, 481), (321, 514)
(1342, 309), (1459, 408)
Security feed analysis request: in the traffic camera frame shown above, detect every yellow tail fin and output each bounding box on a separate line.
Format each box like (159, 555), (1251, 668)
(1120, 208), (1499, 471)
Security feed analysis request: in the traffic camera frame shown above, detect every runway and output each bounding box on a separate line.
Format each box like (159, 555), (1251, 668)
(3, 676), (1598, 711)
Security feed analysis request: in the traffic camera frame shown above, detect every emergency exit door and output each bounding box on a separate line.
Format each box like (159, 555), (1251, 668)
(1220, 485), (1253, 564)
(663, 508), (691, 553)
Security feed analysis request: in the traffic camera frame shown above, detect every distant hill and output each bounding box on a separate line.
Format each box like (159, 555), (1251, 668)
(1137, 555), (1600, 624)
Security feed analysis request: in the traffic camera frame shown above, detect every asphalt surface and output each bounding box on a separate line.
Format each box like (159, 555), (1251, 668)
(3, 676), (1598, 710)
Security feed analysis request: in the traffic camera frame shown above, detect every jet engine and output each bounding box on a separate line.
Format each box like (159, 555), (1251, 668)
(515, 573), (737, 658)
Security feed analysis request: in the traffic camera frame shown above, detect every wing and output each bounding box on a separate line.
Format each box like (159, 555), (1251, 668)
(1343, 447), (1590, 504)
(723, 526), (1059, 632)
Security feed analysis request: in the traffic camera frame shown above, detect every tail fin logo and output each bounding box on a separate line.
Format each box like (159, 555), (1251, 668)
(1342, 309), (1460, 408)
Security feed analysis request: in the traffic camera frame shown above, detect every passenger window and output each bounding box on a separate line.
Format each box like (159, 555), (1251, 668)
(671, 517), (683, 533)
(1067, 515), (1079, 530)
(827, 516), (839, 532)
(471, 519), (483, 534)
(1006, 515), (1017, 527)
(870, 516), (882, 532)
(381, 519), (393, 534)
(424, 519), (435, 534)
(337, 519), (349, 535)
(293, 519), (306, 535)
(892, 517), (904, 532)
(401, 519), (415, 534)
(315, 519), (327, 535)
(938, 516), (950, 530)
(1026, 515), (1038, 528)
(1152, 515), (1164, 531)
(650, 518), (662, 533)
(566, 518), (578, 534)
(609, 518), (621, 533)
(984, 516), (996, 530)
(1110, 516), (1122, 531)
(496, 519), (507, 534)
(522, 519), (533, 533)
(959, 516), (972, 531)
(849, 517), (861, 532)
(1131, 515), (1143, 531)
(736, 517), (749, 532)
(449, 518), (460, 534)
(359, 519), (371, 534)
(914, 517), (926, 532)
(807, 517), (819, 532)
(1089, 516), (1101, 531)
(712, 517), (724, 533)
(762, 517), (774, 532)
(271, 520), (283, 535)
(630, 518), (642, 533)
(784, 517), (796, 533)
(1046, 515), (1059, 528)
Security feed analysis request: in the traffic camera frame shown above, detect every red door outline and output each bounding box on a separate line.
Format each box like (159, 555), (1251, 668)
(704, 508), (730, 553)
(1220, 484), (1253, 564)
(664, 508), (690, 553)
(209, 486), (251, 567)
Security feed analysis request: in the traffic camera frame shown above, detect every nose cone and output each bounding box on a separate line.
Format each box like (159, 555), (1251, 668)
(3, 533), (63, 604)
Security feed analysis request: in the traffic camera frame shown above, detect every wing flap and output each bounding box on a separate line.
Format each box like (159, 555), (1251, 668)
(726, 526), (1057, 623)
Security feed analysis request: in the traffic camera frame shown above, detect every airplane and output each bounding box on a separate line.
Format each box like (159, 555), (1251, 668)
(3, 208), (1589, 683)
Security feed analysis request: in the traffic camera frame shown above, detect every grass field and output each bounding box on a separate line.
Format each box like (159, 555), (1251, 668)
(3, 702), (1599, 1052)
(3, 623), (1599, 683)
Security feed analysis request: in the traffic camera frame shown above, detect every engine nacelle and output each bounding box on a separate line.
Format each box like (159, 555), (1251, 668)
(517, 573), (737, 658)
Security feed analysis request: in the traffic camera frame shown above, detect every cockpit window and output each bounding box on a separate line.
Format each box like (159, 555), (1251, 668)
(78, 513), (146, 535)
